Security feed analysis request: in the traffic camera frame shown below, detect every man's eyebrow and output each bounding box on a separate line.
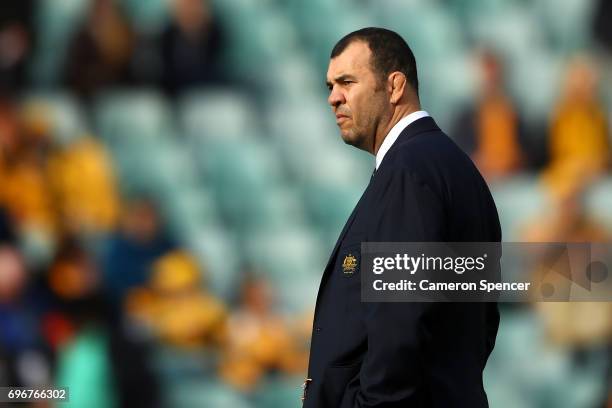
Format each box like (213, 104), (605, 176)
(326, 74), (357, 88)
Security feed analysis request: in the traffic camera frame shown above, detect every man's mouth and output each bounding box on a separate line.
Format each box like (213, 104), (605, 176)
(336, 114), (350, 123)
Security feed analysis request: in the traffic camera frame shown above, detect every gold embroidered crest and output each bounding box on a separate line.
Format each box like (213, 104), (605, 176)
(342, 254), (358, 274)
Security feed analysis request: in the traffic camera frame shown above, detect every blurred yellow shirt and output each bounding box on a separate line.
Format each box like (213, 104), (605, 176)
(47, 137), (120, 234)
(544, 101), (609, 191)
(473, 95), (523, 179)
(0, 158), (56, 233)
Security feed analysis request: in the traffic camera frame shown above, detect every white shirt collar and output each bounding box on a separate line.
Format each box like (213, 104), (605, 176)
(375, 110), (430, 170)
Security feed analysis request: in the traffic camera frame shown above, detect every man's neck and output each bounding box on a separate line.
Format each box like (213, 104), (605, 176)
(373, 104), (420, 155)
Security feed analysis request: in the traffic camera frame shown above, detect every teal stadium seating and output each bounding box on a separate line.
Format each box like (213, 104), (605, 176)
(485, 309), (608, 408)
(166, 380), (253, 408)
(490, 175), (546, 241)
(586, 177), (612, 231)
(30, 0), (89, 85)
(94, 90), (173, 145)
(184, 227), (242, 302)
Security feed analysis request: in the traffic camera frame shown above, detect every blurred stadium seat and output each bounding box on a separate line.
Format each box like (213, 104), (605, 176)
(490, 175), (546, 241)
(179, 88), (259, 143)
(184, 227), (242, 302)
(94, 89), (173, 145)
(30, 0), (90, 85)
(586, 177), (612, 230)
(167, 379), (253, 408)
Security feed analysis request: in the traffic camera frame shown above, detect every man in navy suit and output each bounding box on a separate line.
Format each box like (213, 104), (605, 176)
(303, 28), (501, 407)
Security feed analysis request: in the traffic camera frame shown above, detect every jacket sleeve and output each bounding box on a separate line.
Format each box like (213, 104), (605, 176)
(341, 169), (493, 408)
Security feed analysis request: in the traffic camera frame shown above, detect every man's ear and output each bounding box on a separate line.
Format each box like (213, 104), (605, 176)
(388, 72), (407, 105)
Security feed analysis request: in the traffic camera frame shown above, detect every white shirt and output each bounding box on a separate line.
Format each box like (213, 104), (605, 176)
(375, 110), (430, 170)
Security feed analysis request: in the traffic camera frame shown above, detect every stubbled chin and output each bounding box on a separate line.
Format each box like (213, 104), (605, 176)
(339, 122), (352, 135)
(340, 131), (357, 145)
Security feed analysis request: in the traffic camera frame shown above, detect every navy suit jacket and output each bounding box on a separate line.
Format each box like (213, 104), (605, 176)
(304, 117), (501, 408)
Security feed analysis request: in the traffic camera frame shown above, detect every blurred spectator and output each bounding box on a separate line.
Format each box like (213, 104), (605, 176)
(0, 245), (51, 387)
(0, 0), (34, 93)
(543, 56), (610, 194)
(0, 245), (29, 316)
(594, 0), (612, 55)
(125, 250), (227, 348)
(452, 50), (526, 181)
(0, 206), (16, 244)
(63, 0), (135, 99)
(158, 0), (225, 95)
(219, 277), (308, 391)
(522, 182), (612, 348)
(47, 238), (101, 305)
(14, 97), (120, 238)
(522, 182), (609, 243)
(1, 96), (123, 265)
(46, 238), (159, 407)
(54, 327), (119, 408)
(47, 135), (120, 237)
(0, 98), (56, 237)
(0, 97), (19, 165)
(42, 238), (106, 359)
(102, 197), (176, 302)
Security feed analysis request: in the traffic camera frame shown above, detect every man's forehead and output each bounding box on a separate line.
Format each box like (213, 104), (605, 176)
(327, 41), (372, 79)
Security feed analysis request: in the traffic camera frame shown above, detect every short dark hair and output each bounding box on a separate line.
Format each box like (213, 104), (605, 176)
(331, 27), (419, 96)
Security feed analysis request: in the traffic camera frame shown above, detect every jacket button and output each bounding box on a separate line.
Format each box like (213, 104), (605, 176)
(315, 326), (322, 332)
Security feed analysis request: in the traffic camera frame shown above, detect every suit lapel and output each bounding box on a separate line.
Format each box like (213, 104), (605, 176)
(313, 180), (371, 317)
(323, 168), (377, 271)
(324, 189), (366, 271)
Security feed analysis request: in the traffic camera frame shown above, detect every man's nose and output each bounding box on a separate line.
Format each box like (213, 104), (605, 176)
(328, 86), (345, 108)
